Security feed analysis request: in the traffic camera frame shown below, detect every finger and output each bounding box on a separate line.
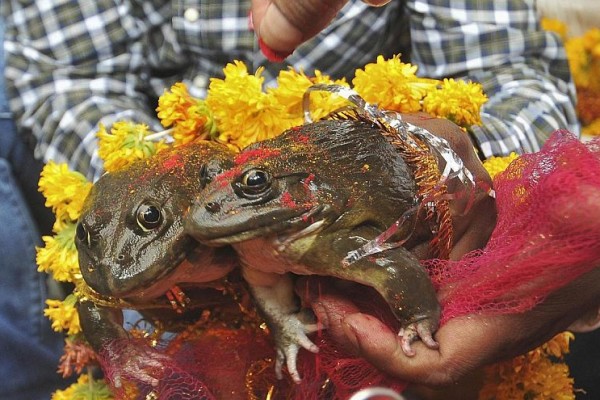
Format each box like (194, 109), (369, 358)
(342, 313), (495, 386)
(252, 0), (349, 54)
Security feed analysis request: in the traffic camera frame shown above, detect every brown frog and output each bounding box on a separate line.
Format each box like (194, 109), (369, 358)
(185, 117), (442, 382)
(75, 140), (237, 386)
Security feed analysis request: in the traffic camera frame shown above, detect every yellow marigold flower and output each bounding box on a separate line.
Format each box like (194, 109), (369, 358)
(582, 28), (600, 54)
(582, 29), (600, 92)
(566, 36), (591, 88)
(422, 78), (487, 128)
(483, 152), (519, 180)
(39, 162), (92, 226)
(51, 373), (113, 400)
(156, 82), (218, 145)
(352, 55), (438, 113)
(207, 60), (290, 149)
(541, 17), (568, 41)
(270, 68), (349, 121)
(582, 118), (600, 136)
(36, 222), (80, 283)
(44, 293), (81, 335)
(97, 121), (169, 172)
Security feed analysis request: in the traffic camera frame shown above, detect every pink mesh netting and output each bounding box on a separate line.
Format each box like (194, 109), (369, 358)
(430, 130), (600, 323)
(99, 131), (600, 399)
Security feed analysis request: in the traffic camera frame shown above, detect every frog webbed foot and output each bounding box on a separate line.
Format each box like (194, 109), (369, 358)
(274, 308), (320, 383)
(398, 317), (439, 357)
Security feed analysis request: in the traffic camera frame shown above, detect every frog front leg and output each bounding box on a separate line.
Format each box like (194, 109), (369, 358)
(242, 268), (319, 383)
(77, 299), (170, 387)
(317, 244), (441, 356)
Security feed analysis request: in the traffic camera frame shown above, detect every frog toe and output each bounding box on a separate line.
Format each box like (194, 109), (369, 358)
(274, 313), (320, 383)
(276, 344), (301, 383)
(398, 318), (439, 356)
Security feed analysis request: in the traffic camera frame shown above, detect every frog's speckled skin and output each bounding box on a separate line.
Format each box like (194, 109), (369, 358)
(75, 141), (237, 353)
(185, 119), (442, 382)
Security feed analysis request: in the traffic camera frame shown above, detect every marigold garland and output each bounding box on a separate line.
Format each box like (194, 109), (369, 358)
(156, 82), (218, 145)
(422, 78), (487, 127)
(44, 294), (81, 336)
(206, 60), (290, 149)
(352, 54), (438, 113)
(38, 161), (93, 230)
(97, 121), (169, 172)
(35, 56), (576, 399)
(51, 373), (113, 400)
(36, 223), (80, 282)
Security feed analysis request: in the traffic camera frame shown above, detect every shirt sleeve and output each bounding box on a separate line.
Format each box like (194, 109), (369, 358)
(407, 0), (579, 157)
(1, 1), (172, 181)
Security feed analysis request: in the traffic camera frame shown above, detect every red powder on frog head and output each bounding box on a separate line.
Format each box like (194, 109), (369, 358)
(293, 133), (310, 144)
(162, 153), (184, 171)
(234, 148), (281, 166)
(135, 152), (185, 185)
(302, 173), (315, 187)
(213, 167), (241, 188)
(280, 191), (297, 208)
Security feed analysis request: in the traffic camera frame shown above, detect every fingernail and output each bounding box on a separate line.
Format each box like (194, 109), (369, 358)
(258, 38), (291, 62)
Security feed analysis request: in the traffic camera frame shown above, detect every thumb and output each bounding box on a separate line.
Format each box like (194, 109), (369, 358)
(251, 0), (349, 57)
(342, 313), (487, 386)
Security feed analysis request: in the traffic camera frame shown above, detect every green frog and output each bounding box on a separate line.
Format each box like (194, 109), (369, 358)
(185, 117), (442, 383)
(75, 140), (237, 387)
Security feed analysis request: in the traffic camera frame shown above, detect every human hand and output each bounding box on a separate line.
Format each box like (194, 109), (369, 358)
(251, 0), (391, 59)
(298, 141), (600, 386)
(400, 113), (497, 261)
(301, 264), (600, 387)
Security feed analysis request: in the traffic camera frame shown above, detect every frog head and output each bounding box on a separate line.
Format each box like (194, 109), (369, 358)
(186, 119), (419, 248)
(75, 141), (235, 299)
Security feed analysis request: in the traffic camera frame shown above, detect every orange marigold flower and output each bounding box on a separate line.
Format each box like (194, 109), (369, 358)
(157, 82), (218, 145)
(58, 337), (98, 378)
(479, 332), (574, 400)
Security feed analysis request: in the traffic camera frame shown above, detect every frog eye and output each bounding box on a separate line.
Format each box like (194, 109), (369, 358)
(136, 204), (163, 231)
(75, 222), (91, 246)
(237, 169), (271, 198)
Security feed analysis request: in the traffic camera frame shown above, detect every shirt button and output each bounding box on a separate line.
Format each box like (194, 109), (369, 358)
(193, 74), (208, 89)
(184, 8), (200, 22)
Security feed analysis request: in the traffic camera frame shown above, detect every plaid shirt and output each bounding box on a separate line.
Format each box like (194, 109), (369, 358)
(1, 0), (578, 180)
